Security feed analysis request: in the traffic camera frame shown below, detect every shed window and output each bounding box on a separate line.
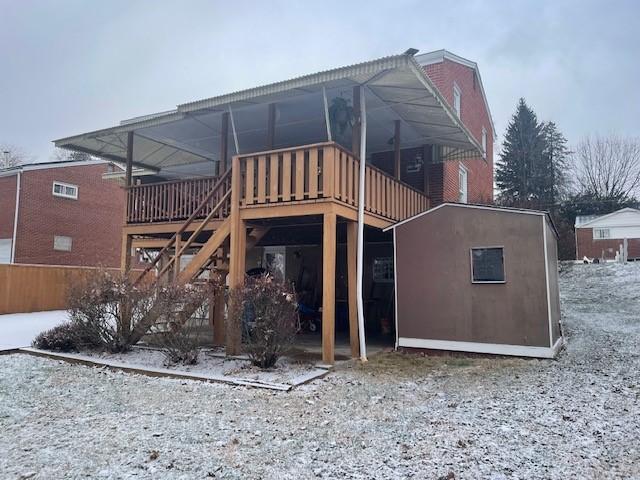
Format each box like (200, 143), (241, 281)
(471, 247), (505, 283)
(593, 228), (610, 239)
(52, 181), (78, 199)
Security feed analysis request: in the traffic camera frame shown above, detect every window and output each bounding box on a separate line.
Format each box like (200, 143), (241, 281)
(453, 83), (461, 117)
(482, 127), (487, 157)
(471, 247), (505, 283)
(52, 181), (78, 199)
(593, 228), (610, 239)
(458, 165), (468, 203)
(373, 257), (394, 283)
(53, 235), (72, 252)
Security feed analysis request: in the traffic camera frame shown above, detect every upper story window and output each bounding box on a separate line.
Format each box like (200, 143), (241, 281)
(593, 228), (610, 239)
(453, 83), (461, 117)
(482, 127), (487, 157)
(52, 181), (78, 200)
(458, 164), (468, 203)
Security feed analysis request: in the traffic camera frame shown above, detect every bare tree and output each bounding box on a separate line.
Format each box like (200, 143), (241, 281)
(574, 135), (640, 201)
(51, 147), (92, 163)
(0, 144), (28, 168)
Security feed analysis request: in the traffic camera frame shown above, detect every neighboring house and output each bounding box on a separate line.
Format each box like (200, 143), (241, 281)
(54, 48), (498, 364)
(0, 159), (125, 267)
(575, 208), (640, 261)
(385, 203), (562, 359)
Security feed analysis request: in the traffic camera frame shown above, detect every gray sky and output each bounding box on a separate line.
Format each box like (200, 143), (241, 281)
(1, 0), (639, 163)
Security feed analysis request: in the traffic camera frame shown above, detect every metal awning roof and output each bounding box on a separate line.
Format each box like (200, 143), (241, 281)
(54, 52), (484, 175)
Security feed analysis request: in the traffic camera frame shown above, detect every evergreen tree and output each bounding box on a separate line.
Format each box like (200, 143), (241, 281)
(495, 98), (545, 208)
(539, 121), (571, 206)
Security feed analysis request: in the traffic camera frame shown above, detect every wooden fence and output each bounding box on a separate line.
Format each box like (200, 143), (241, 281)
(0, 264), (148, 315)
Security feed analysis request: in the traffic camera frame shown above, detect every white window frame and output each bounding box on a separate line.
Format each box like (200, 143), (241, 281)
(458, 164), (468, 204)
(52, 181), (78, 200)
(482, 127), (487, 157)
(453, 83), (461, 117)
(593, 228), (610, 240)
(470, 246), (506, 284)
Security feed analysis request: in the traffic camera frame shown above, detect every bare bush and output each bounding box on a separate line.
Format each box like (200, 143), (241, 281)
(32, 322), (96, 352)
(228, 275), (298, 369)
(150, 282), (218, 365)
(67, 270), (156, 353)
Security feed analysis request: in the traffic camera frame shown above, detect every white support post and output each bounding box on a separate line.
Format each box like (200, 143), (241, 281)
(356, 87), (368, 362)
(228, 105), (240, 155)
(322, 86), (332, 142)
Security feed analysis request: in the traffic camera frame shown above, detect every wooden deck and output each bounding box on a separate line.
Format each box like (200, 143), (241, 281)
(121, 142), (431, 365)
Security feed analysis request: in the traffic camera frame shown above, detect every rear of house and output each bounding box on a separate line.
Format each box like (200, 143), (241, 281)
(575, 208), (640, 261)
(0, 160), (126, 267)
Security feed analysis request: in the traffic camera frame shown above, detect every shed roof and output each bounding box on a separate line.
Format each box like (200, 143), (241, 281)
(383, 202), (558, 237)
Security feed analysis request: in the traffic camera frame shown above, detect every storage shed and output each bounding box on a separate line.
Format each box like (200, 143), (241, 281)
(385, 203), (563, 358)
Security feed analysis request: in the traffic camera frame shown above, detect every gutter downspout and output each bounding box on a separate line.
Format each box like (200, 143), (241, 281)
(356, 88), (368, 362)
(10, 171), (21, 264)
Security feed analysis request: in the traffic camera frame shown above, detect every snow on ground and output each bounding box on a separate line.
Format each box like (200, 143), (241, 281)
(0, 310), (69, 350)
(1, 263), (639, 479)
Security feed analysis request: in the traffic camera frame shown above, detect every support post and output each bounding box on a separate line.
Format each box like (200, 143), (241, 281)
(322, 211), (337, 364)
(355, 85), (368, 361)
(346, 221), (359, 358)
(173, 231), (181, 282)
(227, 155), (246, 355)
(352, 86), (361, 156)
(394, 120), (401, 180)
(121, 131), (134, 273)
(219, 112), (229, 174)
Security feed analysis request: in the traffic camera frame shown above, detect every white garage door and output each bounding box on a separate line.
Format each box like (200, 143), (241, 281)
(0, 238), (12, 264)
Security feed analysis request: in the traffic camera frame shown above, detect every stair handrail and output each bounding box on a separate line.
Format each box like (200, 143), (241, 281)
(133, 167), (232, 285)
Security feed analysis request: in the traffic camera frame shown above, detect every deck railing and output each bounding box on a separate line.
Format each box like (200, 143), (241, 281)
(126, 142), (429, 224)
(126, 176), (227, 223)
(237, 142), (429, 222)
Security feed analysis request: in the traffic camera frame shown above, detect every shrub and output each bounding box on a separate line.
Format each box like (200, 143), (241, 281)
(32, 322), (92, 352)
(228, 274), (298, 369)
(150, 282), (218, 365)
(67, 270), (156, 353)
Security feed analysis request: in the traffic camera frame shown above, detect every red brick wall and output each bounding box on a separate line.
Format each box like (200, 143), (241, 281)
(0, 175), (17, 239)
(14, 164), (125, 267)
(424, 59), (494, 205)
(576, 228), (640, 260)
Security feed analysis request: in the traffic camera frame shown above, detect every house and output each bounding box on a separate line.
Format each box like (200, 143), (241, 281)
(0, 159), (125, 267)
(53, 49), (495, 364)
(384, 203), (563, 359)
(575, 208), (640, 261)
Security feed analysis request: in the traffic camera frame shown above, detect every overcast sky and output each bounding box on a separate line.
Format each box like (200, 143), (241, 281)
(1, 0), (639, 163)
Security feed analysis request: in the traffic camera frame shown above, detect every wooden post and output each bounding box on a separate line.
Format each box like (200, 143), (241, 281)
(352, 86), (361, 157)
(173, 231), (181, 282)
(267, 103), (276, 150)
(322, 210), (337, 364)
(346, 221), (359, 358)
(219, 112), (229, 175)
(120, 233), (132, 273)
(394, 120), (401, 180)
(227, 155), (246, 355)
(121, 131), (134, 273)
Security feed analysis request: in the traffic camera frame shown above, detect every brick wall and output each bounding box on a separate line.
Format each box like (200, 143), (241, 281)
(576, 228), (640, 260)
(0, 175), (17, 239)
(424, 59), (494, 205)
(14, 164), (125, 267)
